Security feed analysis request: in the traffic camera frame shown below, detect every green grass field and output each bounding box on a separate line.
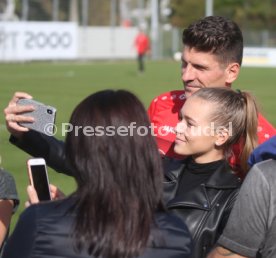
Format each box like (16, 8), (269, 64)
(0, 60), (275, 231)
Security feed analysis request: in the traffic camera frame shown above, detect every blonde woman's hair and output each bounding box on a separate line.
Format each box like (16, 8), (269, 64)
(192, 87), (258, 175)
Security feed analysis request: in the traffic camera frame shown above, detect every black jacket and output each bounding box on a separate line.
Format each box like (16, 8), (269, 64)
(163, 158), (241, 258)
(10, 131), (239, 257)
(3, 197), (192, 258)
(10, 131), (72, 175)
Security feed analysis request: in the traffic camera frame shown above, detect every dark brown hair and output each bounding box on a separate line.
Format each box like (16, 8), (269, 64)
(183, 16), (243, 66)
(65, 90), (164, 258)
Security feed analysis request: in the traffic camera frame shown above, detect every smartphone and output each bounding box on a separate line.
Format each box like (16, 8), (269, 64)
(17, 98), (57, 136)
(27, 158), (51, 201)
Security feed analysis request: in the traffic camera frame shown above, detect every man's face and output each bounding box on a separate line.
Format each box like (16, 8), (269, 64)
(181, 46), (231, 98)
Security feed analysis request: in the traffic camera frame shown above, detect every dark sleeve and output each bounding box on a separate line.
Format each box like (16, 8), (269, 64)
(10, 130), (73, 176)
(2, 206), (37, 258)
(248, 136), (276, 167)
(0, 169), (19, 212)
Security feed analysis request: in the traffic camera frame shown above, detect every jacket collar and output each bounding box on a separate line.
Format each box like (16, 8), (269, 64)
(164, 158), (241, 189)
(204, 161), (241, 189)
(164, 158), (241, 210)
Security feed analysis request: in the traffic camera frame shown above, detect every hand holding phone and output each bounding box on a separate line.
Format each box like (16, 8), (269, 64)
(27, 158), (51, 201)
(17, 99), (57, 136)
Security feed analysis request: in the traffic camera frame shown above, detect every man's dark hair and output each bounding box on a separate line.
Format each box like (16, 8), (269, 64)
(183, 16), (243, 66)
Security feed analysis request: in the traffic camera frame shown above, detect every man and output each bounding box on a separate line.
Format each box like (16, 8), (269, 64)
(207, 158), (276, 258)
(134, 29), (150, 73)
(148, 16), (275, 166)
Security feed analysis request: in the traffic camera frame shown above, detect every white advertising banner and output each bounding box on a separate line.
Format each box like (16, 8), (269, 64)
(78, 27), (137, 59)
(243, 47), (276, 67)
(0, 22), (78, 61)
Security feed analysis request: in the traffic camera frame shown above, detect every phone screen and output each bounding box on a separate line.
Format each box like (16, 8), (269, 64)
(31, 165), (51, 201)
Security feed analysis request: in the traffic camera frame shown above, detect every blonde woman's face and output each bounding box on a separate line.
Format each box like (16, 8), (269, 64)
(174, 97), (223, 163)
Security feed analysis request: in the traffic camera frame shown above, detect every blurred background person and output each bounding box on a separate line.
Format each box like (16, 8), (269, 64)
(2, 90), (192, 258)
(134, 29), (150, 73)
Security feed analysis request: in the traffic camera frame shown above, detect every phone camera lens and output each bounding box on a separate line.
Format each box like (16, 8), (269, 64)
(47, 109), (53, 115)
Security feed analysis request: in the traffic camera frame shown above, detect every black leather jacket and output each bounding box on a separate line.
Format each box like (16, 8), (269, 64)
(3, 198), (192, 258)
(163, 158), (241, 258)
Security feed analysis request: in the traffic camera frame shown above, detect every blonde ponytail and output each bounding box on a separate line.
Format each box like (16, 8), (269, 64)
(239, 91), (258, 173)
(192, 87), (259, 175)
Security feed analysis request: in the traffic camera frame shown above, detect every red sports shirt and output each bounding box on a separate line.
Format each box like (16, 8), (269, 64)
(134, 33), (150, 55)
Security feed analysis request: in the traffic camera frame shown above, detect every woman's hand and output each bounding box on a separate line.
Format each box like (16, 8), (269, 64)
(4, 92), (34, 139)
(25, 184), (66, 207)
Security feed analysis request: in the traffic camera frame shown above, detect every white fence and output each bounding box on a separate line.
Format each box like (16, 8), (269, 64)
(243, 47), (276, 67)
(0, 22), (138, 61)
(1, 22), (276, 67)
(78, 27), (137, 59)
(0, 22), (78, 61)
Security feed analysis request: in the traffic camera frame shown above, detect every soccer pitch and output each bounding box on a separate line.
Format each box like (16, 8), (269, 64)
(0, 60), (275, 230)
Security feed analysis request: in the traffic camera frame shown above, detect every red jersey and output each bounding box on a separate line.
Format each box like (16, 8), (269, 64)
(148, 90), (276, 167)
(134, 33), (150, 55)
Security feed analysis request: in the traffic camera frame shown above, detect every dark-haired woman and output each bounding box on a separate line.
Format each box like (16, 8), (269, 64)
(3, 90), (192, 258)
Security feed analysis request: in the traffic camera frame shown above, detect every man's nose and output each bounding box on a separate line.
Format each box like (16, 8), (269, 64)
(181, 64), (195, 82)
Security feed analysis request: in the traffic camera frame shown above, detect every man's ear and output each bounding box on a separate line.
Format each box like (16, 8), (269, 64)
(225, 63), (240, 85)
(215, 128), (229, 147)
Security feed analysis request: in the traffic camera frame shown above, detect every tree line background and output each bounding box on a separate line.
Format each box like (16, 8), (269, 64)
(1, 0), (276, 51)
(7, 0), (276, 30)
